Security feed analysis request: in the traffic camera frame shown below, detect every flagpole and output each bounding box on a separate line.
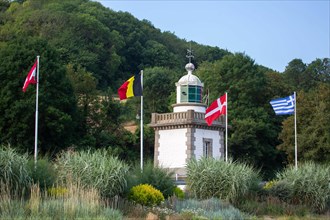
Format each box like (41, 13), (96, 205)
(294, 91), (297, 170)
(34, 55), (40, 169)
(225, 92), (228, 162)
(140, 70), (144, 171)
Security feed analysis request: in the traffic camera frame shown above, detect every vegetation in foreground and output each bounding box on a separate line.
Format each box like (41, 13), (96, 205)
(1, 147), (329, 219)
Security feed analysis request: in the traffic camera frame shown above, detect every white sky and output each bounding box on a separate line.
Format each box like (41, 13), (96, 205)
(96, 0), (330, 72)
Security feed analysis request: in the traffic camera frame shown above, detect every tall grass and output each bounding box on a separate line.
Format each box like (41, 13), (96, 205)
(186, 157), (260, 204)
(55, 149), (129, 198)
(275, 162), (330, 213)
(0, 146), (31, 195)
(0, 181), (123, 219)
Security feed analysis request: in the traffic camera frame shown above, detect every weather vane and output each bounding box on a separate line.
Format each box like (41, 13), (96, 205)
(186, 44), (194, 63)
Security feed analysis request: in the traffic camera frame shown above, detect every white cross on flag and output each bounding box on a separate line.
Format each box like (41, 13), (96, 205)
(205, 94), (227, 126)
(22, 60), (38, 92)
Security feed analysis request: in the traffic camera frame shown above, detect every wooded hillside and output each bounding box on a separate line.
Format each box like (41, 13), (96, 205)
(0, 0), (329, 178)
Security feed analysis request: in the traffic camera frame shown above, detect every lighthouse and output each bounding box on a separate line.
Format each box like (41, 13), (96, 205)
(150, 50), (225, 177)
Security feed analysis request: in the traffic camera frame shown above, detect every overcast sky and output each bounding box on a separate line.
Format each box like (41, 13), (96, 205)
(96, 0), (330, 72)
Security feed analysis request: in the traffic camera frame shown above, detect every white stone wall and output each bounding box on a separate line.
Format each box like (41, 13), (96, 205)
(158, 128), (187, 168)
(173, 105), (205, 113)
(194, 129), (223, 160)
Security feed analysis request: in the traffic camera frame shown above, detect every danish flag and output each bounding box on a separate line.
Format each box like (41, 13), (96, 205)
(205, 94), (227, 126)
(22, 60), (38, 92)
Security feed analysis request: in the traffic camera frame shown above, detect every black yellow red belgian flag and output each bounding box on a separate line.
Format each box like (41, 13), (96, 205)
(117, 73), (142, 100)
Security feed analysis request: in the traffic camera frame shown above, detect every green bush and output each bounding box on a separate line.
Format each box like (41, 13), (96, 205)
(55, 149), (129, 198)
(27, 158), (57, 190)
(276, 162), (330, 213)
(129, 184), (164, 206)
(126, 160), (175, 198)
(186, 157), (260, 204)
(0, 146), (31, 193)
(173, 186), (185, 199)
(268, 180), (293, 203)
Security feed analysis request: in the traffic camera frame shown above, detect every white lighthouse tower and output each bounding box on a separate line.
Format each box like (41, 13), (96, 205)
(150, 50), (225, 177)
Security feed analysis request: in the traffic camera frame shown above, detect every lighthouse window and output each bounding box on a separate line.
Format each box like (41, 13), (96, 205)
(180, 85), (202, 103)
(203, 138), (213, 157)
(181, 86), (188, 102)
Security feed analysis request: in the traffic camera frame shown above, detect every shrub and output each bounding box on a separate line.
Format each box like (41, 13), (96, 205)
(268, 180), (293, 203)
(186, 157), (260, 204)
(276, 162), (330, 213)
(173, 186), (185, 199)
(126, 160), (175, 198)
(129, 184), (164, 206)
(0, 146), (31, 194)
(55, 149), (129, 198)
(27, 158), (57, 190)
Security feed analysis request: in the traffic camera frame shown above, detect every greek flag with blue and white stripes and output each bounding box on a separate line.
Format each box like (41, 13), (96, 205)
(270, 94), (295, 115)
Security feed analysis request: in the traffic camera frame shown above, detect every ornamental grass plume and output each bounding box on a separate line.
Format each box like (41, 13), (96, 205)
(0, 146), (31, 194)
(186, 157), (260, 204)
(55, 149), (129, 198)
(275, 161), (330, 213)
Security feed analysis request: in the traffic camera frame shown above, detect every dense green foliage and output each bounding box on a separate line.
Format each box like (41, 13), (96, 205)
(129, 184), (164, 206)
(0, 37), (78, 155)
(0, 0), (328, 178)
(27, 158), (57, 190)
(173, 186), (185, 199)
(186, 157), (260, 204)
(55, 149), (129, 198)
(274, 162), (330, 212)
(126, 160), (175, 198)
(278, 83), (330, 163)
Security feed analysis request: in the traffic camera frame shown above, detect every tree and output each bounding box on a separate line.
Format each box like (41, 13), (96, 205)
(0, 0), (10, 12)
(283, 59), (307, 91)
(302, 58), (330, 89)
(0, 37), (78, 155)
(142, 40), (177, 68)
(143, 67), (177, 123)
(278, 83), (330, 164)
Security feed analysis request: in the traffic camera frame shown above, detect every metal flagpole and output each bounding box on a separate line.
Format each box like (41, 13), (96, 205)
(225, 92), (228, 162)
(34, 55), (40, 169)
(140, 70), (144, 171)
(294, 91), (297, 170)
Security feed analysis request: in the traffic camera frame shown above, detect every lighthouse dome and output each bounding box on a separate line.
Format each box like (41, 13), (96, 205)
(178, 73), (202, 86)
(178, 63), (202, 86)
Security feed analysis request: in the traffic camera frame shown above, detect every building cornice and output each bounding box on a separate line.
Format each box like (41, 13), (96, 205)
(149, 110), (225, 131)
